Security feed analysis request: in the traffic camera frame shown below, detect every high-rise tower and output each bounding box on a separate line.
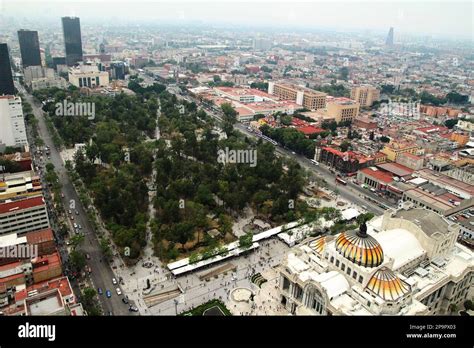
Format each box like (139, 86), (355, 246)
(0, 43), (15, 95)
(17, 30), (42, 67)
(62, 17), (83, 66)
(386, 27), (394, 46)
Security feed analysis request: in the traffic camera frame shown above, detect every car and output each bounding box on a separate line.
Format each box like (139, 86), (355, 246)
(122, 297), (129, 304)
(70, 216), (74, 220)
(73, 223), (78, 229)
(310, 159), (319, 166)
(75, 228), (79, 234)
(98, 287), (103, 295)
(78, 224), (82, 229)
(112, 278), (118, 285)
(68, 210), (72, 215)
(106, 290), (112, 298)
(61, 193), (65, 198)
(116, 288), (122, 295)
(75, 210), (79, 215)
(129, 306), (139, 312)
(86, 253), (91, 260)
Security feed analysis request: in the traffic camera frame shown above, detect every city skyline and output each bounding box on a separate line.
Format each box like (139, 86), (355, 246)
(0, 0), (472, 344)
(1, 0), (472, 40)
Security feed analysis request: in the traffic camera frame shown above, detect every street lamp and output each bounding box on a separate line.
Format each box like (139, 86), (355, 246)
(174, 299), (178, 315)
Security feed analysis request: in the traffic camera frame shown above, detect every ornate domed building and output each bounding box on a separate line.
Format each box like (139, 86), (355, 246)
(278, 207), (473, 316)
(366, 267), (410, 301)
(335, 223), (384, 268)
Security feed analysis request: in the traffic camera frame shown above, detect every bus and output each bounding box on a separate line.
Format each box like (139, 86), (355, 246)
(335, 177), (347, 185)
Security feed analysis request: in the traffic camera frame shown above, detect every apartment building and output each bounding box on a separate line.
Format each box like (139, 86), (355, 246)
(0, 196), (50, 236)
(326, 97), (360, 123)
(268, 82), (326, 110)
(350, 86), (380, 107)
(381, 141), (420, 162)
(0, 96), (28, 148)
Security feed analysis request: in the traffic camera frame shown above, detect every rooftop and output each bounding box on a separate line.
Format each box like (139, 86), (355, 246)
(26, 229), (54, 245)
(393, 208), (450, 237)
(0, 196), (45, 215)
(376, 162), (413, 177)
(360, 167), (394, 183)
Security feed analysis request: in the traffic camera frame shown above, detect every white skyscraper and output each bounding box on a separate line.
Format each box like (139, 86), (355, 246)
(0, 95), (28, 148)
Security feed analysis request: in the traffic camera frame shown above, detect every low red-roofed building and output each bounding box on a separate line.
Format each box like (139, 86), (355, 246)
(0, 260), (29, 290)
(26, 229), (56, 256)
(319, 146), (374, 174)
(297, 125), (325, 136)
(357, 167), (394, 191)
(32, 252), (62, 284)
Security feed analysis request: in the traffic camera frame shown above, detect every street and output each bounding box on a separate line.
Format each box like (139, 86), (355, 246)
(17, 82), (137, 316)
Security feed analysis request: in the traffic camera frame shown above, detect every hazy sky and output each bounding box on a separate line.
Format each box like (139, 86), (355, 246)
(2, 0), (473, 39)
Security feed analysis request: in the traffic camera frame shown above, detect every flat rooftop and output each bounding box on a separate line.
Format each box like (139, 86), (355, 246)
(393, 208), (450, 237)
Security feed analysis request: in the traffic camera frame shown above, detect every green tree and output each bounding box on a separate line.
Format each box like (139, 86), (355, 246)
(221, 103), (237, 136)
(70, 234), (85, 250)
(239, 232), (253, 250)
(69, 250), (86, 271)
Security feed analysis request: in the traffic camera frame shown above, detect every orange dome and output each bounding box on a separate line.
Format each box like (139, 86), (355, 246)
(335, 229), (384, 268)
(366, 267), (411, 301)
(308, 236), (326, 254)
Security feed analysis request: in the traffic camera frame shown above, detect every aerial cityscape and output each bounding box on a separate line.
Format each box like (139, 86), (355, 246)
(0, 1), (472, 342)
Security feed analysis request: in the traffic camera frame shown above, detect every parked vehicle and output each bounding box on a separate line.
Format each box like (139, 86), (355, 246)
(98, 288), (103, 295)
(106, 290), (112, 298)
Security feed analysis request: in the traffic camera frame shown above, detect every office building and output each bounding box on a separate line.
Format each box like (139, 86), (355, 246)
(278, 206), (473, 315)
(268, 82), (326, 110)
(0, 96), (28, 148)
(23, 66), (67, 91)
(110, 61), (126, 80)
(0, 196), (50, 236)
(68, 64), (109, 88)
(61, 17), (83, 66)
(350, 86), (380, 107)
(326, 97), (360, 123)
(386, 27), (394, 46)
(17, 30), (41, 68)
(0, 44), (15, 96)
